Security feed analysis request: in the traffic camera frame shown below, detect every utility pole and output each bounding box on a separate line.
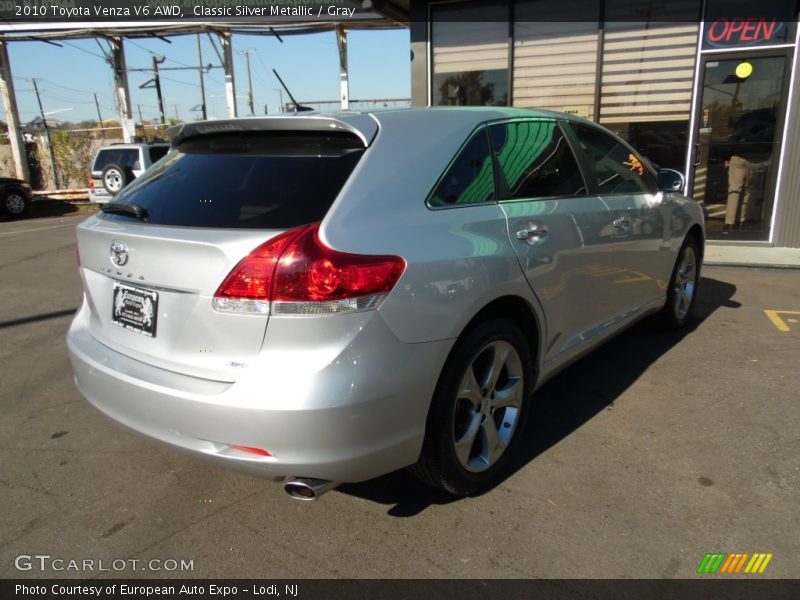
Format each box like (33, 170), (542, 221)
(196, 34), (207, 120)
(137, 104), (144, 140)
(152, 54), (166, 124)
(110, 37), (135, 143)
(238, 49), (255, 115)
(93, 93), (105, 139)
(174, 104), (179, 122)
(32, 78), (58, 189)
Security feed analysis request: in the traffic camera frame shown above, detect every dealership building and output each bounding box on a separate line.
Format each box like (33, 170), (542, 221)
(407, 0), (800, 248)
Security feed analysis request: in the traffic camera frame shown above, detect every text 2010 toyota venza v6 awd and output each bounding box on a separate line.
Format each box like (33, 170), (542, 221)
(67, 108), (704, 499)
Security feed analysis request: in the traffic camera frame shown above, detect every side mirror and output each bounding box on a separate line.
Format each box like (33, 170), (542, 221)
(658, 168), (685, 193)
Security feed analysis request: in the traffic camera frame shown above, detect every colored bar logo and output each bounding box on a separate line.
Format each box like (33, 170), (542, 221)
(696, 552), (773, 574)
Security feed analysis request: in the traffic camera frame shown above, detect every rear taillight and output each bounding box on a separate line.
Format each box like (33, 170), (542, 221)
(88, 180), (94, 189)
(213, 223), (405, 316)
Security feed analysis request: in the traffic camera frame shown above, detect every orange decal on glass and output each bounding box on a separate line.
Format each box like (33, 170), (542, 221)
(623, 154), (645, 175)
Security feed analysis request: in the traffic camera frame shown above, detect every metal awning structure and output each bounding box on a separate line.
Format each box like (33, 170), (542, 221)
(0, 0), (410, 185)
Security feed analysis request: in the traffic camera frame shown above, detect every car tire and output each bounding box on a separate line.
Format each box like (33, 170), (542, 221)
(659, 236), (701, 329)
(101, 164), (131, 196)
(410, 317), (533, 496)
(2, 190), (29, 218)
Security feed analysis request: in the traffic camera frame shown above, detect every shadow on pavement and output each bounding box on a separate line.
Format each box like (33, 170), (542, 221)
(0, 307), (79, 330)
(337, 276), (739, 516)
(0, 199), (90, 222)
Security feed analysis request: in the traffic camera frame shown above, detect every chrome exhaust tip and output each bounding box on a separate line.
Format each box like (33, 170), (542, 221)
(284, 477), (340, 501)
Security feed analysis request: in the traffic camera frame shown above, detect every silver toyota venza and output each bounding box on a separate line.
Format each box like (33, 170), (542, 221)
(67, 108), (704, 499)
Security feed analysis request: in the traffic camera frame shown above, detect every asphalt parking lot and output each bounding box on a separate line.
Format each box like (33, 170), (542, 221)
(1, 212), (798, 579)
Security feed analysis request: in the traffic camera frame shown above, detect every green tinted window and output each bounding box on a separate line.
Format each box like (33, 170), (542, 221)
(570, 124), (658, 195)
(429, 129), (495, 207)
(490, 121), (585, 199)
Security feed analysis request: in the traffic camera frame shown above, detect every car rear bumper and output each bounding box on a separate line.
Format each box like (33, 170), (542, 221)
(66, 301), (451, 483)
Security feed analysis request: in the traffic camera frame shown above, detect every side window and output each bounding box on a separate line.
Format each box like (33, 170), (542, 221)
(570, 125), (658, 195)
(429, 129), (495, 207)
(149, 146), (169, 163)
(93, 150), (118, 172)
(118, 149), (140, 170)
(489, 121), (585, 199)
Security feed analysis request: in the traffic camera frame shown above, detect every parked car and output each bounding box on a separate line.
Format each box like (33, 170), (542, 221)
(67, 108), (704, 500)
(0, 177), (33, 218)
(88, 142), (170, 202)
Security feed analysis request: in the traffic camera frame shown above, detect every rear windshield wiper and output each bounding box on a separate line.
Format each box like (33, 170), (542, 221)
(100, 202), (149, 220)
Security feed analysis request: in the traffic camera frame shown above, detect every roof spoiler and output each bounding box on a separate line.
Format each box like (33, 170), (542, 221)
(168, 115), (377, 148)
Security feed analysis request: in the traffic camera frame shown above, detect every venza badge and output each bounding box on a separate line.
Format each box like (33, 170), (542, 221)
(110, 240), (129, 266)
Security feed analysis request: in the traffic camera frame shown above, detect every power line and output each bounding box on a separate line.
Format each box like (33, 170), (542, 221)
(60, 40), (107, 60)
(158, 75), (201, 88)
(126, 38), (157, 55)
(41, 79), (114, 99)
(39, 91), (95, 105)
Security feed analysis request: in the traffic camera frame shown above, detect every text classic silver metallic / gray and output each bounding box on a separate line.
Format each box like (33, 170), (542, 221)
(67, 108), (704, 500)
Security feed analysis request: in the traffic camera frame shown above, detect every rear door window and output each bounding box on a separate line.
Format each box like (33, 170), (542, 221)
(99, 132), (365, 229)
(489, 121), (586, 199)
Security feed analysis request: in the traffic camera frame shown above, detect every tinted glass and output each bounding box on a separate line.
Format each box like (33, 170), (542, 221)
(92, 148), (139, 172)
(571, 125), (658, 194)
(429, 129), (495, 207)
(149, 146), (170, 163)
(98, 132), (364, 229)
(490, 121), (585, 199)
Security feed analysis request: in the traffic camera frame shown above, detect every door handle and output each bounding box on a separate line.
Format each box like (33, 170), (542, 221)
(516, 225), (549, 242)
(693, 142), (702, 167)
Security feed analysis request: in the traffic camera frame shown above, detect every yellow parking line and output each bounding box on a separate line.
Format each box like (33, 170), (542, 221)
(764, 310), (800, 333)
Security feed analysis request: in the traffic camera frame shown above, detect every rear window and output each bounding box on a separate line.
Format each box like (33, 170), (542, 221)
(92, 148), (139, 172)
(98, 132), (365, 229)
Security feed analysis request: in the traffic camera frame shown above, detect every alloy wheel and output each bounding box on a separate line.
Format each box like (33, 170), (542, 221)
(452, 340), (524, 473)
(672, 245), (697, 320)
(5, 193), (25, 215)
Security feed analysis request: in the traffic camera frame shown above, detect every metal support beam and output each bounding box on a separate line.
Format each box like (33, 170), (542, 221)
(218, 31), (237, 118)
(336, 25), (349, 110)
(110, 37), (135, 142)
(0, 42), (30, 182)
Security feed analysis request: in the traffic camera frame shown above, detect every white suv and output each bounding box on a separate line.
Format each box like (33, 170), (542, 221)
(89, 143), (170, 202)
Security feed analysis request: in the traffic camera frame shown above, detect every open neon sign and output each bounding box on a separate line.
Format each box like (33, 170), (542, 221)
(706, 17), (787, 47)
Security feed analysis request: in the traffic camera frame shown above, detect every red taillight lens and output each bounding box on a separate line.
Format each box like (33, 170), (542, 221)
(213, 223), (405, 314)
(274, 225), (406, 302)
(215, 226), (310, 300)
(88, 180), (94, 189)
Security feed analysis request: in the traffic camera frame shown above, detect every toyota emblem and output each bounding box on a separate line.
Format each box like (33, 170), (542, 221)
(110, 240), (129, 266)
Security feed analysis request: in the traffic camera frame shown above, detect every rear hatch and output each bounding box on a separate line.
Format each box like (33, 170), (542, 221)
(76, 118), (371, 382)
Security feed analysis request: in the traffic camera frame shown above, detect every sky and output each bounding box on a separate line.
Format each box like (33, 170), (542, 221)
(1, 27), (411, 125)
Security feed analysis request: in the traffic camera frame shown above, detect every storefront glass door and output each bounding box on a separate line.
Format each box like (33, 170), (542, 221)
(690, 53), (790, 241)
